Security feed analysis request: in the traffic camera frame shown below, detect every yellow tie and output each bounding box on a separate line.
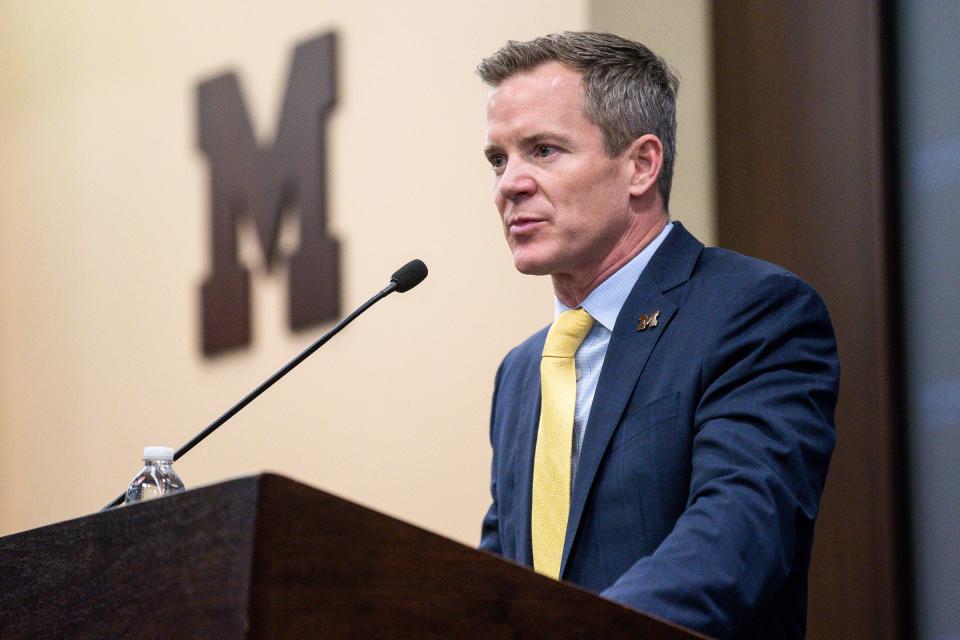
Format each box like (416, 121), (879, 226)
(531, 308), (594, 579)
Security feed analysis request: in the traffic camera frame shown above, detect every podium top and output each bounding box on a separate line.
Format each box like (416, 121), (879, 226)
(0, 473), (707, 639)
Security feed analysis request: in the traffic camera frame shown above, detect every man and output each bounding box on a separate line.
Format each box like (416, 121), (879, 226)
(477, 32), (839, 640)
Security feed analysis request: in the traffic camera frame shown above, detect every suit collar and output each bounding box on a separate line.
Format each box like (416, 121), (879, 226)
(559, 221), (704, 576)
(641, 220), (702, 294)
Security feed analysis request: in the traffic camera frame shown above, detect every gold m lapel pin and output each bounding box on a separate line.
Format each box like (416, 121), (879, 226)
(637, 310), (660, 331)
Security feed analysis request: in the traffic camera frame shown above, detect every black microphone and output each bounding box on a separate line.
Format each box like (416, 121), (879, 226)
(390, 259), (428, 292)
(101, 259), (428, 511)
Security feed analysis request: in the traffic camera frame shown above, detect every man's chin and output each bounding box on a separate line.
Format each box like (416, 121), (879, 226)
(512, 256), (554, 276)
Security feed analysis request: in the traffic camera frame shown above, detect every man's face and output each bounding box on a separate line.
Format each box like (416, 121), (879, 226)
(484, 61), (636, 280)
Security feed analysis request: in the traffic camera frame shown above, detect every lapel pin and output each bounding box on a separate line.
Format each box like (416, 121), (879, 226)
(637, 310), (660, 332)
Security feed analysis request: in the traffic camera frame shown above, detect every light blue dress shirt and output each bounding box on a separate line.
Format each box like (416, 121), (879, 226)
(555, 222), (674, 480)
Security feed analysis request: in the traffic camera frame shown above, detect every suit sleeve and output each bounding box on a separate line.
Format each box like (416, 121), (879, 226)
(600, 272), (839, 638)
(479, 358), (507, 554)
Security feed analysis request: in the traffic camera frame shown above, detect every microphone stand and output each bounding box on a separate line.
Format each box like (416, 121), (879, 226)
(101, 280), (403, 511)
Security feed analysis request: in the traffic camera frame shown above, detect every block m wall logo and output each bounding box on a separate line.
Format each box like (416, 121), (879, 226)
(198, 33), (339, 356)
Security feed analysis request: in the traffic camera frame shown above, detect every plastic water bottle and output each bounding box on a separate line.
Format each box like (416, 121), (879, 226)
(124, 446), (186, 505)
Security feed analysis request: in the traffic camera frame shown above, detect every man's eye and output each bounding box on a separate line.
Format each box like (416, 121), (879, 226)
(489, 155), (506, 170)
(534, 145), (556, 158)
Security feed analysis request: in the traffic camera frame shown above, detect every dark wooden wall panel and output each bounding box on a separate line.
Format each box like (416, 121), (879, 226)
(712, 3), (902, 638)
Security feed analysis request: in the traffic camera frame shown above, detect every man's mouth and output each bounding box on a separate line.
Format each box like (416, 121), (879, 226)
(507, 216), (546, 235)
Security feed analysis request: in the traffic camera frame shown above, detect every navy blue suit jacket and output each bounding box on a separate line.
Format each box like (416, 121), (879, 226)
(480, 223), (839, 639)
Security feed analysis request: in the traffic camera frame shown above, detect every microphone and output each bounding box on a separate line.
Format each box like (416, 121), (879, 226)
(101, 259), (428, 511)
(390, 259), (428, 293)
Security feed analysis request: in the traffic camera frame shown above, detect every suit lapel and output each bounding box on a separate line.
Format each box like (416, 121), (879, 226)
(559, 222), (703, 576)
(516, 332), (545, 567)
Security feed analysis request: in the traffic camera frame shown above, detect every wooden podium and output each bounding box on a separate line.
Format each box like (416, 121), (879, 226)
(0, 474), (705, 638)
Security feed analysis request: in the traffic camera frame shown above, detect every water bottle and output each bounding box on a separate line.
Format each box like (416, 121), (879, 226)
(124, 446), (186, 505)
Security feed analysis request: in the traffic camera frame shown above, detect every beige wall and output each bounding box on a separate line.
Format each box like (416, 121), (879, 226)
(0, 1), (711, 543)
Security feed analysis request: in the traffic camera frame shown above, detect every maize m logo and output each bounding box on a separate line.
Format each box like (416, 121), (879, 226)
(197, 33), (339, 356)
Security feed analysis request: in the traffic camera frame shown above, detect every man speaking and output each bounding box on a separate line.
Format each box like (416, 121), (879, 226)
(477, 32), (839, 639)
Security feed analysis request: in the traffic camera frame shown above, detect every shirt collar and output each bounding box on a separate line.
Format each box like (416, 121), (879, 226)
(555, 222), (674, 331)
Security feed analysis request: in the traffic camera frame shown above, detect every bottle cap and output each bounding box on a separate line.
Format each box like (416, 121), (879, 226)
(143, 446), (175, 461)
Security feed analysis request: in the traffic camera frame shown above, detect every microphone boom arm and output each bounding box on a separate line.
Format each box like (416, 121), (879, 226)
(100, 268), (417, 512)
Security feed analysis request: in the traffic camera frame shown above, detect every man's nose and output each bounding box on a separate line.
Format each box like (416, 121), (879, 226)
(497, 160), (536, 202)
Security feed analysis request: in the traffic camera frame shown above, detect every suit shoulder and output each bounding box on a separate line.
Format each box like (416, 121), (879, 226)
(696, 246), (826, 301)
(698, 246), (791, 280)
(505, 324), (549, 361)
(497, 324), (549, 373)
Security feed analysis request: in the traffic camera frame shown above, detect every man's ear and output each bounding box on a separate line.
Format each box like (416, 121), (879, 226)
(626, 134), (664, 199)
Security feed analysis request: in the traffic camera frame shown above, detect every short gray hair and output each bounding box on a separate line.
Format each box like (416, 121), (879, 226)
(477, 31), (679, 209)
